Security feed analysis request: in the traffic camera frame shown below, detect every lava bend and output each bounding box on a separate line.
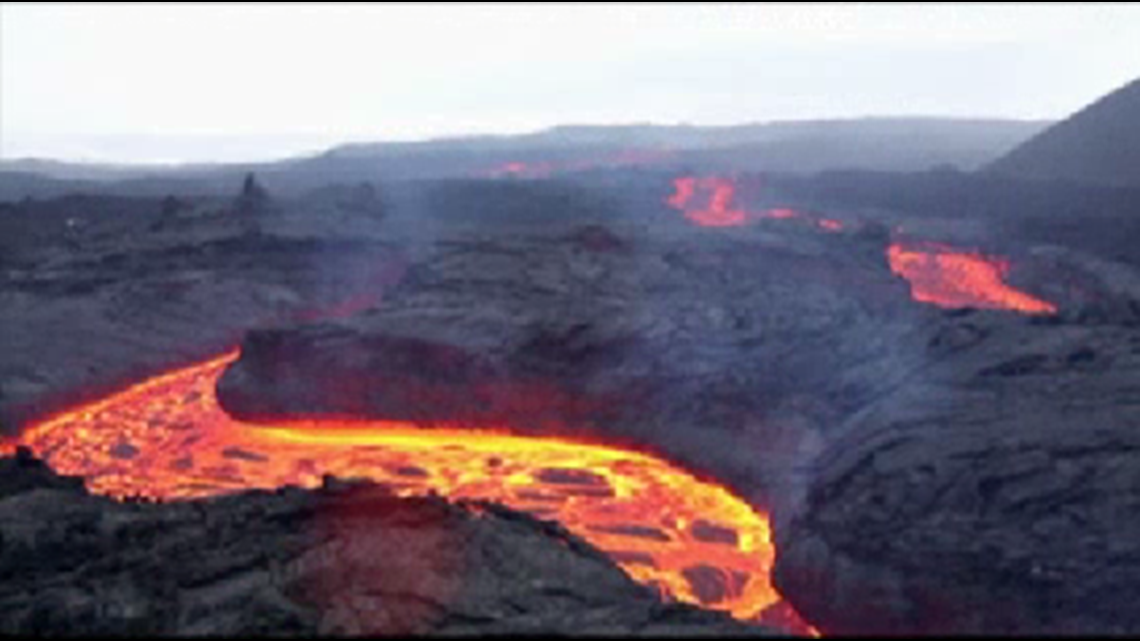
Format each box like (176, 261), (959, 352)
(3, 350), (810, 632)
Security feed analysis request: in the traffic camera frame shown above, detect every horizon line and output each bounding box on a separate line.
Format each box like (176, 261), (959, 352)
(0, 114), (1057, 168)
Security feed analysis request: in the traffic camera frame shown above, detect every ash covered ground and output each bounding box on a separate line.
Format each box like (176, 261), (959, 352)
(4, 161), (1140, 635)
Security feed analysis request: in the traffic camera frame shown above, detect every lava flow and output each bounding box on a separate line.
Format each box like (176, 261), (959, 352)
(666, 176), (844, 232)
(4, 350), (811, 633)
(887, 241), (1056, 314)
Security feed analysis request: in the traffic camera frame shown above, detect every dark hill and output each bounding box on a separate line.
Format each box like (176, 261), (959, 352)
(988, 78), (1140, 188)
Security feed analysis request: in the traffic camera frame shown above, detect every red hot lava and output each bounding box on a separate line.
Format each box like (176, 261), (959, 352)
(667, 176), (698, 210)
(684, 177), (749, 227)
(1, 352), (814, 634)
(888, 241), (1056, 314)
(665, 176), (844, 232)
(664, 176), (1049, 316)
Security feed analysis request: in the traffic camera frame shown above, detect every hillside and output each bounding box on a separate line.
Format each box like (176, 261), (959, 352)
(988, 78), (1140, 188)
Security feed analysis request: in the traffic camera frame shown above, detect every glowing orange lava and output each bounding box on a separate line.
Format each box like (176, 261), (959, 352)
(665, 176), (842, 233)
(668, 176), (698, 209)
(4, 350), (811, 633)
(887, 241), (1056, 314)
(685, 177), (749, 227)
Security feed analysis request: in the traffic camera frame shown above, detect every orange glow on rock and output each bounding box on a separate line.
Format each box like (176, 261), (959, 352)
(887, 242), (1056, 314)
(4, 350), (811, 633)
(665, 177), (749, 227)
(686, 177), (750, 227)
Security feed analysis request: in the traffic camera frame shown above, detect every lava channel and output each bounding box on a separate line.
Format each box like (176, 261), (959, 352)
(887, 241), (1056, 314)
(2, 349), (812, 634)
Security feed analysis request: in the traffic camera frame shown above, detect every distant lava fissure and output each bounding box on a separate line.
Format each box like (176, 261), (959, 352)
(665, 174), (1055, 315)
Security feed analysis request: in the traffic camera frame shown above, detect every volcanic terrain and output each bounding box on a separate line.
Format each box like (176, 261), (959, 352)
(4, 92), (1140, 635)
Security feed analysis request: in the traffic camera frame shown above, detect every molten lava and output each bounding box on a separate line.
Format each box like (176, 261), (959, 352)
(887, 241), (1056, 314)
(665, 176), (843, 233)
(684, 177), (749, 227)
(664, 176), (1046, 316)
(667, 176), (698, 210)
(4, 350), (810, 633)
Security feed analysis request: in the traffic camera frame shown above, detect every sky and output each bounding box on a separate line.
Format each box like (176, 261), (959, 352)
(2, 3), (1139, 164)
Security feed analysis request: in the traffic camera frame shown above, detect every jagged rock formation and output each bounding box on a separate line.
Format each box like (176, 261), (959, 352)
(772, 308), (1140, 635)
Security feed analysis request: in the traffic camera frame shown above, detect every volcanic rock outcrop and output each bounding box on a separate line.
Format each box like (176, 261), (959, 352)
(0, 201), (402, 431)
(0, 448), (780, 636)
(773, 307), (1140, 635)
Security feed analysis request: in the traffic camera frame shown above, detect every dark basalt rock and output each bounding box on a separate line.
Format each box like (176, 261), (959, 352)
(0, 446), (87, 499)
(568, 224), (631, 253)
(217, 320), (643, 435)
(772, 312), (1140, 635)
(0, 451), (783, 637)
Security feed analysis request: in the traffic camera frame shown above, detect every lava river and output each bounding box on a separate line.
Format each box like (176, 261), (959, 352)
(888, 241), (1056, 314)
(2, 349), (811, 633)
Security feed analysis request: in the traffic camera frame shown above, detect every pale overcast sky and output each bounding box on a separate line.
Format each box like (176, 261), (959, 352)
(2, 3), (1138, 163)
